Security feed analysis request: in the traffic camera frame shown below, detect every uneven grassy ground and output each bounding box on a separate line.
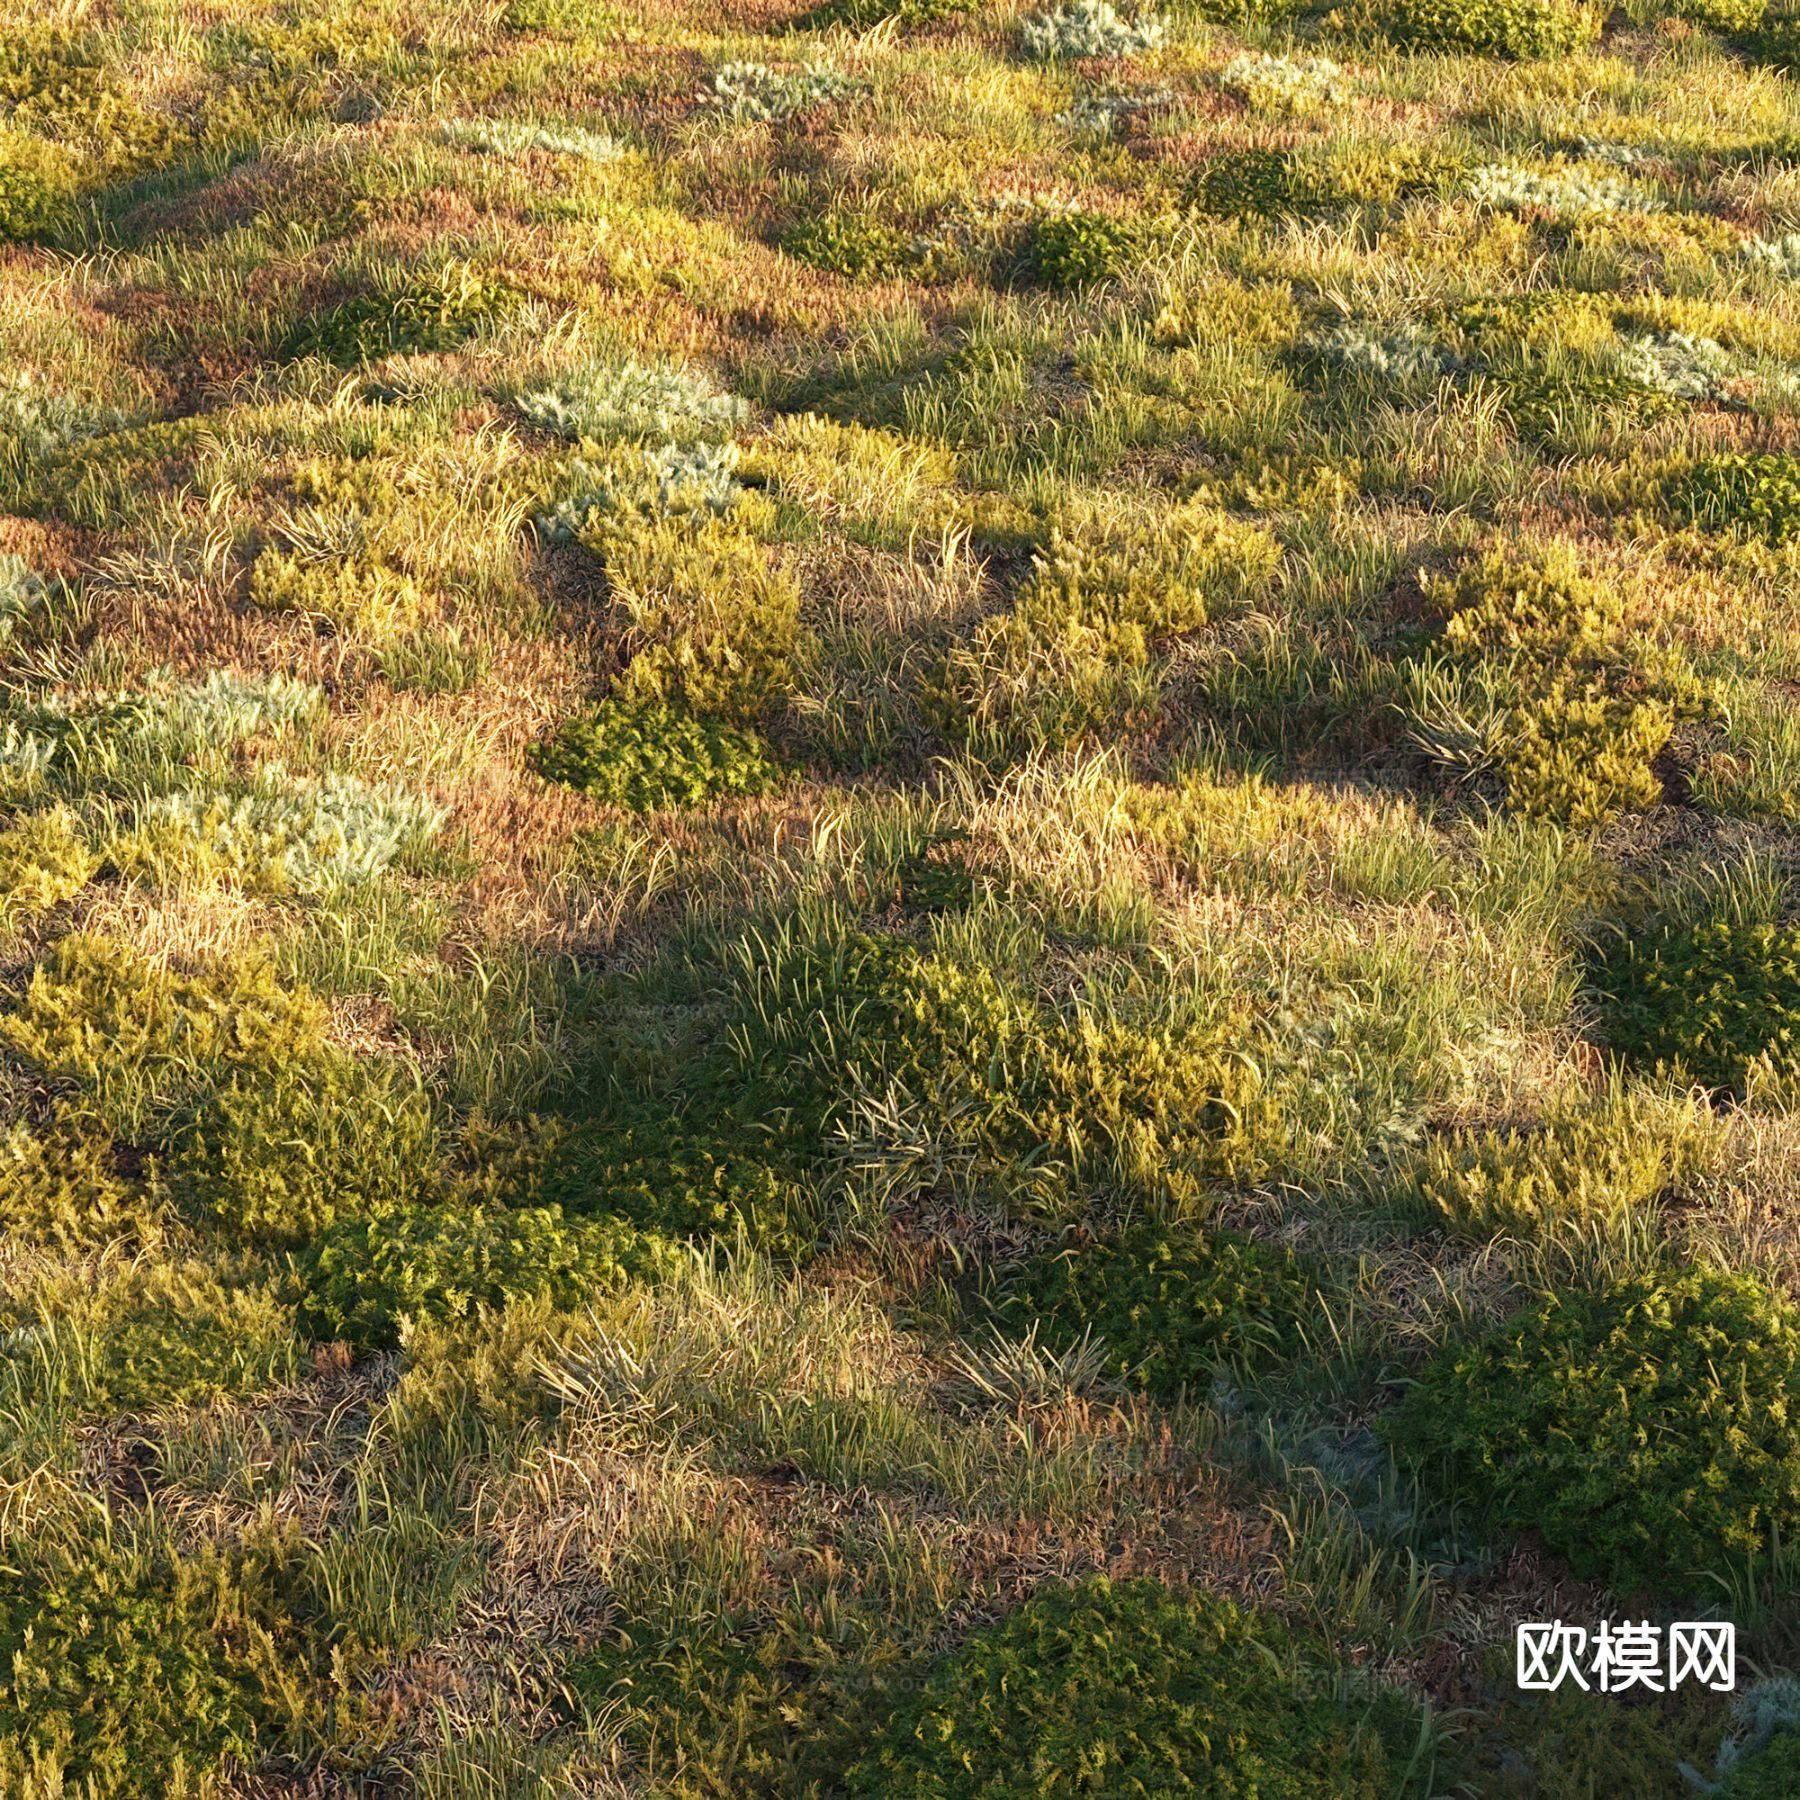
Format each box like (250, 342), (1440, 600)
(8, 0), (1800, 1792)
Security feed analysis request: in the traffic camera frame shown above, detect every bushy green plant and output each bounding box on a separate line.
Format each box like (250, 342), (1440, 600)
(1667, 452), (1800, 546)
(929, 511), (1276, 762)
(301, 1201), (682, 1351)
(10, 1256), (302, 1413)
(1019, 0), (1168, 57)
(1738, 8), (1800, 68)
(1193, 148), (1315, 219)
(729, 926), (1281, 1209)
(1669, 0), (1767, 29)
(0, 158), (72, 243)
(781, 210), (913, 281)
(998, 1221), (1316, 1393)
(1495, 366), (1677, 443)
(158, 1051), (440, 1248)
(284, 262), (523, 364)
(1388, 1267), (1800, 1593)
(1026, 210), (1140, 288)
(842, 1575), (1411, 1796)
(602, 516), (801, 722)
(1351, 0), (1599, 56)
(531, 700), (781, 810)
(1593, 915), (1800, 1094)
(0, 1107), (151, 1251)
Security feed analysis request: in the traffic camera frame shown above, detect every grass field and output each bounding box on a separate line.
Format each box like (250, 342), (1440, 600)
(7, 0), (1800, 1792)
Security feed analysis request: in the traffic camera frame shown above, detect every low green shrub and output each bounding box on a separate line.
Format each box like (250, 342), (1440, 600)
(1026, 210), (1140, 288)
(531, 700), (781, 811)
(781, 211), (913, 281)
(1593, 915), (1800, 1094)
(531, 1112), (820, 1257)
(158, 1052), (441, 1248)
(283, 262), (523, 364)
(1193, 148), (1319, 220)
(728, 926), (1281, 1211)
(1493, 367), (1677, 444)
(301, 1201), (681, 1351)
(1348, 0), (1600, 56)
(842, 1575), (1412, 1796)
(0, 156), (72, 243)
(1738, 9), (1800, 67)
(928, 510), (1276, 763)
(1388, 1267), (1800, 1593)
(1665, 452), (1800, 546)
(997, 1220), (1316, 1393)
(9, 1257), (303, 1413)
(601, 517), (801, 723)
(1669, 0), (1767, 30)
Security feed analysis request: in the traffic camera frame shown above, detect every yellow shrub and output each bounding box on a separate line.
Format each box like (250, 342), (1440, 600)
(604, 516), (802, 722)
(1415, 1085), (1720, 1240)
(0, 805), (97, 925)
(249, 551), (427, 640)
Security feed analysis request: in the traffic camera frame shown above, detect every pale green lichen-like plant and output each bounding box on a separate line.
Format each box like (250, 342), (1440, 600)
(1219, 52), (1346, 114)
(1020, 0), (1167, 58)
(515, 358), (747, 444)
(707, 61), (855, 122)
(130, 768), (447, 894)
(439, 117), (623, 161)
(1468, 161), (1656, 220)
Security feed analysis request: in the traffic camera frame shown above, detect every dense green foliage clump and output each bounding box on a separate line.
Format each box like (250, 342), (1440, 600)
(781, 210), (914, 280)
(1666, 452), (1800, 546)
(302, 1201), (682, 1350)
(531, 700), (781, 810)
(1594, 915), (1800, 1093)
(1416, 546), (1673, 826)
(1407, 1087), (1715, 1236)
(158, 1052), (442, 1246)
(1390, 1268), (1800, 1592)
(843, 1575), (1412, 1797)
(283, 263), (523, 364)
(1026, 210), (1141, 288)
(998, 1221), (1316, 1392)
(1351, 0), (1599, 56)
